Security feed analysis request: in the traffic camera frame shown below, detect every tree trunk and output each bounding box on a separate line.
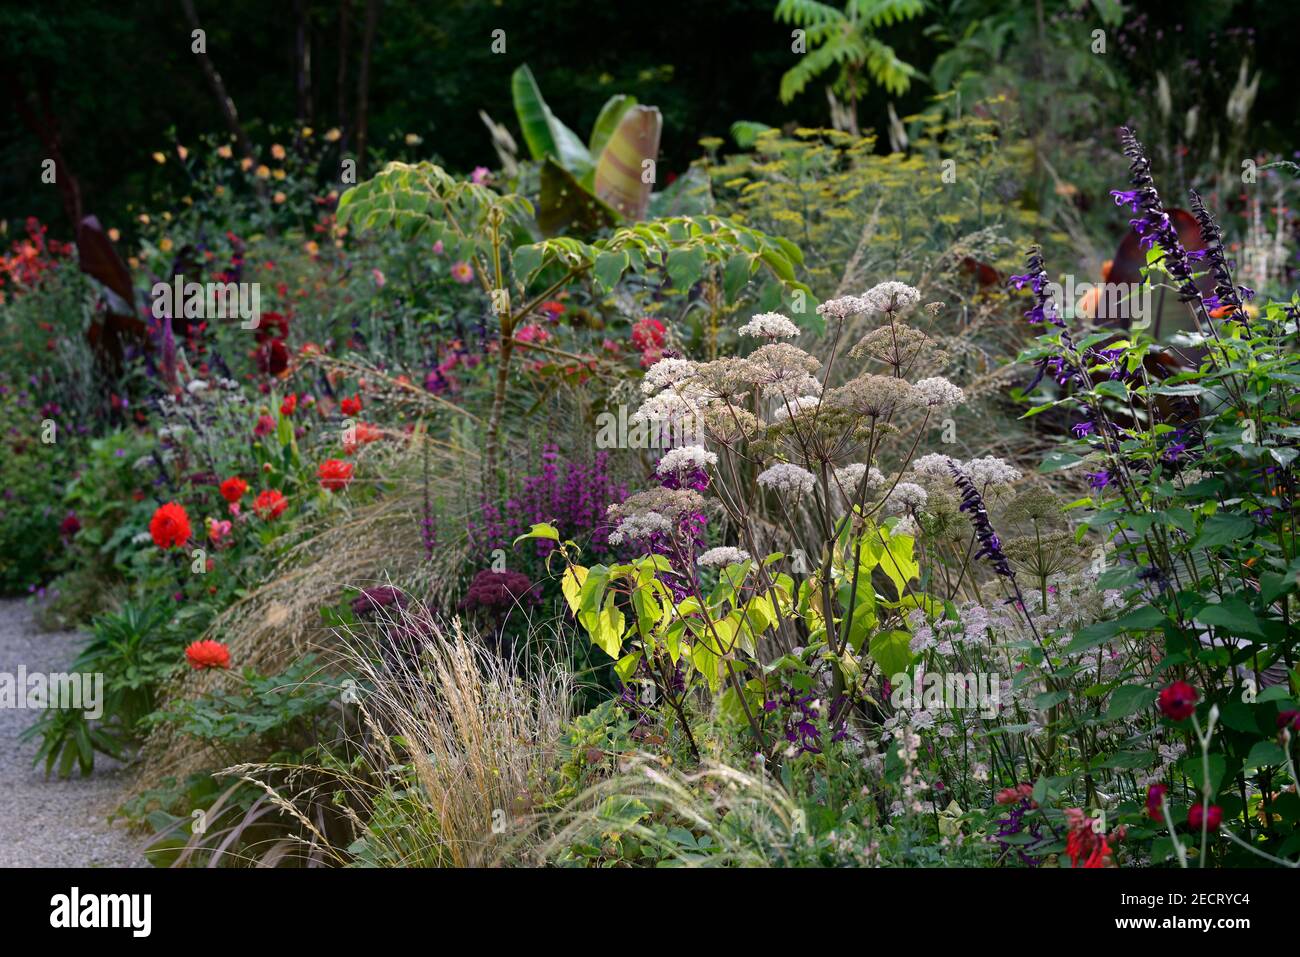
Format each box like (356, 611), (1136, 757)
(8, 70), (83, 228)
(336, 0), (352, 153)
(355, 0), (380, 175)
(293, 0), (313, 129)
(179, 0), (256, 163)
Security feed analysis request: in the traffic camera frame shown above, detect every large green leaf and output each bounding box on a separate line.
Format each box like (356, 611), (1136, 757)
(588, 94), (637, 163)
(537, 158), (619, 237)
(510, 64), (593, 178)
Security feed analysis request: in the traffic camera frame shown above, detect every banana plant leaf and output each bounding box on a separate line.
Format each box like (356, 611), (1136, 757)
(537, 158), (618, 237)
(511, 64), (593, 180)
(593, 105), (662, 221)
(587, 94), (637, 170)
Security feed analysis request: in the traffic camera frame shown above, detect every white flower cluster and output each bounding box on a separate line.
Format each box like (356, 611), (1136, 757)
(632, 391), (700, 425)
(859, 281), (921, 317)
(891, 514), (919, 538)
(911, 453), (957, 477)
(738, 312), (800, 339)
(757, 462), (816, 495)
(641, 357), (698, 395)
(655, 444), (717, 475)
(832, 463), (884, 493)
(816, 296), (864, 323)
(697, 546), (751, 569)
(964, 456), (1022, 487)
(607, 512), (674, 546)
(770, 395), (821, 423)
(913, 376), (965, 410)
(885, 481), (928, 514)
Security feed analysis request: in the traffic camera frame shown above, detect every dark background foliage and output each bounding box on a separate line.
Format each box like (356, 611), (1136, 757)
(3, 0), (1296, 236)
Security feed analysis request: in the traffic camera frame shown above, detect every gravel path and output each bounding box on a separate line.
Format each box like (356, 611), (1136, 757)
(0, 599), (147, 867)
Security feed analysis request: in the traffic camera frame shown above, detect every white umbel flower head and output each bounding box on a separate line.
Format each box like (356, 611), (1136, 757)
(757, 462), (816, 496)
(816, 296), (865, 324)
(914, 376), (965, 410)
(770, 395), (821, 423)
(965, 456), (1022, 487)
(860, 281), (922, 318)
(833, 463), (884, 493)
(641, 357), (698, 395)
(739, 312), (801, 339)
(608, 512), (674, 546)
(912, 453), (959, 477)
(697, 546), (751, 569)
(655, 445), (717, 476)
(885, 481), (928, 514)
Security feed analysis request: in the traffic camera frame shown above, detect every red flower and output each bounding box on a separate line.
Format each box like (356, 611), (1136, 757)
(317, 458), (354, 492)
(185, 639), (231, 670)
(1277, 710), (1300, 732)
(631, 317), (665, 351)
(219, 476), (248, 503)
(1157, 681), (1199, 721)
(1187, 803), (1222, 832)
(253, 414), (276, 437)
(539, 300), (565, 320)
(59, 511), (81, 539)
(254, 489), (288, 519)
(340, 393), (362, 416)
(343, 422), (382, 455)
(280, 393), (297, 416)
(1146, 784), (1168, 822)
(255, 338), (289, 376)
(149, 502), (191, 549)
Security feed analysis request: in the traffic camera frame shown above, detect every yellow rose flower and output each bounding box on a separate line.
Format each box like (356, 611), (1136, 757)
(256, 165), (271, 179)
(324, 128), (341, 142)
(160, 237), (174, 252)
(151, 152), (166, 164)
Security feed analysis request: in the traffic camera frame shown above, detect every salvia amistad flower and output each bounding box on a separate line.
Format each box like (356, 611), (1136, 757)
(185, 639), (231, 670)
(1157, 680), (1198, 721)
(149, 502), (191, 549)
(950, 465), (1013, 577)
(219, 476), (248, 503)
(317, 458), (354, 492)
(1187, 803), (1222, 833)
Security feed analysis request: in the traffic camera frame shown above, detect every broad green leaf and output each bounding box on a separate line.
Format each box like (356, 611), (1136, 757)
(510, 64), (593, 176)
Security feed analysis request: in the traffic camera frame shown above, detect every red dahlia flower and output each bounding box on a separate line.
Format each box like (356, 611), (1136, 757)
(149, 502), (192, 549)
(254, 489), (288, 519)
(185, 639), (231, 670)
(280, 393), (297, 416)
(340, 393), (362, 416)
(1157, 681), (1198, 721)
(317, 458), (354, 491)
(219, 476), (248, 503)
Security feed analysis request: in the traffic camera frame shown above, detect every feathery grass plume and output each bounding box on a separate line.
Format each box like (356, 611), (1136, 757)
(234, 599), (573, 867)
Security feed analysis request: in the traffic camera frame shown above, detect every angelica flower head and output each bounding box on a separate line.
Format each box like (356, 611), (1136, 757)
(739, 312), (801, 340)
(757, 462), (816, 496)
(914, 376), (965, 410)
(859, 281), (922, 318)
(641, 357), (699, 395)
(697, 546), (751, 569)
(816, 296), (865, 324)
(655, 445), (717, 476)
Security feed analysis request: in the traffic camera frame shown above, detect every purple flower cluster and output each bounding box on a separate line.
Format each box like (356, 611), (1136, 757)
(468, 445), (627, 558)
(649, 463), (708, 600)
(991, 797), (1044, 867)
(1189, 189), (1254, 316)
(762, 684), (850, 755)
(950, 464), (1014, 578)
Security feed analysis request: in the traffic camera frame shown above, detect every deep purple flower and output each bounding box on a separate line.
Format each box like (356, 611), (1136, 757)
(1086, 469), (1112, 490)
(1071, 421), (1094, 438)
(951, 465), (1014, 578)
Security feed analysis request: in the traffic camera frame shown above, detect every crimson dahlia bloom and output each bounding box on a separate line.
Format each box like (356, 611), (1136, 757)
(317, 458), (354, 492)
(149, 502), (191, 549)
(254, 489), (288, 519)
(340, 394), (362, 416)
(185, 639), (231, 670)
(1158, 681), (1198, 721)
(219, 476), (248, 503)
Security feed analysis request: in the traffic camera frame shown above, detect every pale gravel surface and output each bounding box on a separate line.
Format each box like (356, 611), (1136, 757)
(0, 599), (147, 867)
